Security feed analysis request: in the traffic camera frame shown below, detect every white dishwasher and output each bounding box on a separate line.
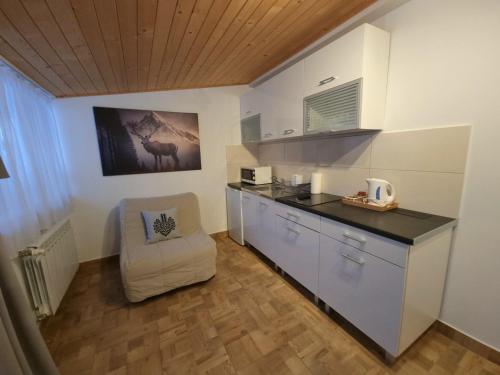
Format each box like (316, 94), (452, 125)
(226, 187), (244, 245)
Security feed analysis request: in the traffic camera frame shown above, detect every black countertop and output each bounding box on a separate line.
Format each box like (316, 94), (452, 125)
(227, 182), (298, 200)
(228, 182), (456, 245)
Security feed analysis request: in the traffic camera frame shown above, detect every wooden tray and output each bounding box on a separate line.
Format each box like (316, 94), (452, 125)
(342, 197), (398, 212)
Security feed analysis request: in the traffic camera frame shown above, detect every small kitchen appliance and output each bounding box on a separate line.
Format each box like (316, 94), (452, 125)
(366, 178), (396, 206)
(291, 174), (303, 186)
(240, 166), (272, 185)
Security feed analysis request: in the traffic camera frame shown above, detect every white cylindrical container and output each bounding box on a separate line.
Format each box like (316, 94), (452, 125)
(311, 172), (322, 194)
(291, 174), (303, 186)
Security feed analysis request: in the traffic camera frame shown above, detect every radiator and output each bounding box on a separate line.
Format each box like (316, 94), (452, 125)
(19, 217), (79, 319)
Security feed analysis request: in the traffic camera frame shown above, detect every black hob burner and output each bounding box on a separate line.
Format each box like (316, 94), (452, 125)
(281, 193), (343, 207)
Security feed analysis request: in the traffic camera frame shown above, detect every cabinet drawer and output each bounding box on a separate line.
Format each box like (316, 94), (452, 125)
(275, 202), (320, 232)
(275, 216), (319, 294)
(319, 235), (404, 355)
(320, 218), (408, 267)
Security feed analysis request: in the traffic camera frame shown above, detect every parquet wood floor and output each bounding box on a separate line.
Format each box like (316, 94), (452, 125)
(40, 235), (500, 375)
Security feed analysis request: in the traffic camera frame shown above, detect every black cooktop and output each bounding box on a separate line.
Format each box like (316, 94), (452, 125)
(279, 193), (343, 207)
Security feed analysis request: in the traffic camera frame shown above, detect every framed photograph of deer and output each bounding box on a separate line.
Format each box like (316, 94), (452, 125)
(93, 107), (201, 176)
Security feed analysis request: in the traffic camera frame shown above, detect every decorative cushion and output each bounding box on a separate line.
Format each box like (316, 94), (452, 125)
(142, 208), (181, 243)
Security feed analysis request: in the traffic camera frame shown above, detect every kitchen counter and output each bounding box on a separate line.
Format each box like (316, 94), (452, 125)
(227, 182), (456, 245)
(277, 197), (456, 245)
(227, 182), (299, 200)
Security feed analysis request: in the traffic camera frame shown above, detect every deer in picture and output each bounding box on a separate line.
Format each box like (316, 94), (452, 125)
(129, 122), (180, 171)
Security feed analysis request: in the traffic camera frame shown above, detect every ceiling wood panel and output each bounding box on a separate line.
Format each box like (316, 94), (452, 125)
(45, 0), (107, 93)
(217, 0), (326, 83)
(117, 0), (139, 91)
(169, 0), (230, 88)
(0, 8), (73, 93)
(137, 0), (157, 91)
(70, 0), (120, 93)
(0, 36), (63, 95)
(0, 0), (376, 97)
(179, 0), (248, 88)
(146, 0), (177, 90)
(20, 0), (96, 93)
(186, 0), (269, 87)
(195, 0), (280, 87)
(1, 0), (84, 93)
(163, 0), (215, 88)
(93, 0), (128, 92)
(242, 0), (376, 81)
(155, 0), (197, 87)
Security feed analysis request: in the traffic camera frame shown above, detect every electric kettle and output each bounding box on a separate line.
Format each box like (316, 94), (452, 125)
(366, 178), (396, 206)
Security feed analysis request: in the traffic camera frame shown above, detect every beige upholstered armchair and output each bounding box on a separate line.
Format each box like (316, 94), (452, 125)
(119, 193), (217, 302)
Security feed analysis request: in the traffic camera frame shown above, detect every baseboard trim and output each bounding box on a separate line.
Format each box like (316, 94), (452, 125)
(433, 321), (500, 365)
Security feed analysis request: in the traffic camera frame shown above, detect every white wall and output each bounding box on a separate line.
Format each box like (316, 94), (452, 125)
(54, 86), (245, 262)
(373, 0), (500, 350)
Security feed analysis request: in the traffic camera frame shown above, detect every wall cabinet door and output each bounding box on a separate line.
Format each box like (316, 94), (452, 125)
(241, 114), (261, 144)
(242, 192), (257, 247)
(304, 26), (364, 97)
(275, 216), (319, 294)
(260, 62), (304, 140)
(240, 89), (261, 120)
(318, 234), (404, 355)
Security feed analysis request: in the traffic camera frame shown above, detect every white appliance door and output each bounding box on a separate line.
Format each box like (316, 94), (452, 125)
(226, 187), (244, 245)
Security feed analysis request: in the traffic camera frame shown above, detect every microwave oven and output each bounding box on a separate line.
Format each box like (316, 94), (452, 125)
(241, 166), (272, 185)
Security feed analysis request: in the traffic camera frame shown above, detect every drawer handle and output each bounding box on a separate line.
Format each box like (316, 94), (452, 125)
(318, 76), (336, 86)
(286, 212), (300, 219)
(259, 201), (269, 207)
(283, 129), (295, 135)
(343, 231), (366, 244)
(341, 253), (365, 265)
(286, 226), (300, 235)
(246, 110), (251, 114)
(264, 133), (273, 138)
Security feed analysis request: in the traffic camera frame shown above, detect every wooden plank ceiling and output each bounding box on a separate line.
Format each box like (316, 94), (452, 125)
(0, 0), (375, 97)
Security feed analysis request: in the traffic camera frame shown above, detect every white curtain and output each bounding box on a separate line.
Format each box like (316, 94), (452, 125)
(0, 61), (71, 258)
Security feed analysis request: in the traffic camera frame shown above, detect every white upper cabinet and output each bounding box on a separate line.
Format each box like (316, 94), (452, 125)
(240, 23), (390, 142)
(259, 61), (304, 141)
(240, 89), (264, 143)
(240, 89), (261, 120)
(304, 28), (364, 96)
(303, 24), (390, 132)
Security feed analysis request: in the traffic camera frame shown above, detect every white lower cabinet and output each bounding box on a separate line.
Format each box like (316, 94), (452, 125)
(275, 216), (319, 294)
(242, 192), (257, 247)
(242, 192), (277, 262)
(239, 191), (453, 358)
(319, 234), (405, 355)
(255, 197), (277, 262)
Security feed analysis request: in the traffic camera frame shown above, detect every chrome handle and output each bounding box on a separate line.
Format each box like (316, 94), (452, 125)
(286, 226), (300, 235)
(319, 76), (336, 86)
(343, 231), (366, 244)
(341, 252), (365, 265)
(245, 110), (251, 114)
(286, 212), (300, 219)
(283, 129), (295, 135)
(264, 133), (273, 138)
